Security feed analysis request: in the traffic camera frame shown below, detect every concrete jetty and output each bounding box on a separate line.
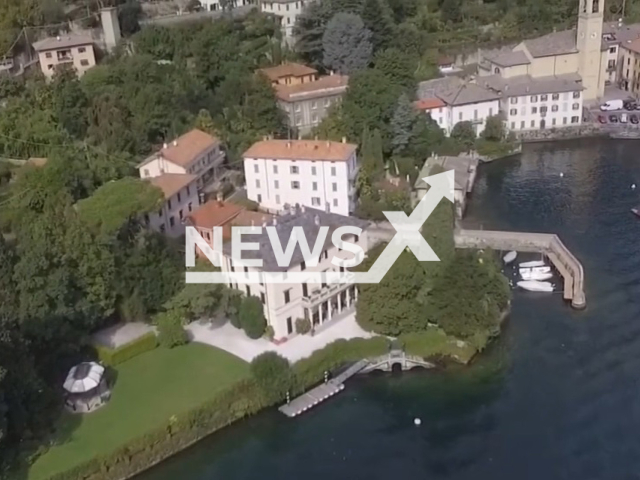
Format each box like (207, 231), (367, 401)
(454, 229), (586, 309)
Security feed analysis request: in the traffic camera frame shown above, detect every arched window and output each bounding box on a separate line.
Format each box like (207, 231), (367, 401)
(494, 67), (500, 74)
(592, 0), (600, 13)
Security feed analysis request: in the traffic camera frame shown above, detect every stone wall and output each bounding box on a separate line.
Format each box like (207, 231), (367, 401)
(514, 124), (606, 143)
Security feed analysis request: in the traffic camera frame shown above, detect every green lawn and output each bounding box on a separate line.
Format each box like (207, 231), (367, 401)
(28, 343), (249, 480)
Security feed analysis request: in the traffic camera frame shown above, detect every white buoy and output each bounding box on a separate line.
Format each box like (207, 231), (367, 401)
(560, 172), (564, 177)
(414, 418), (422, 426)
(632, 184), (637, 190)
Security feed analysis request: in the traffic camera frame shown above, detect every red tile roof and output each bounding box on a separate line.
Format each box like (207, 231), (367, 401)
(159, 129), (220, 168)
(149, 173), (196, 199)
(186, 200), (243, 229)
(258, 63), (318, 82)
(243, 140), (356, 162)
(274, 74), (349, 101)
(413, 98), (446, 110)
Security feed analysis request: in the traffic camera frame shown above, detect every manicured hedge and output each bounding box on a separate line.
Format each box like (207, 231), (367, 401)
(94, 332), (158, 367)
(45, 337), (390, 480)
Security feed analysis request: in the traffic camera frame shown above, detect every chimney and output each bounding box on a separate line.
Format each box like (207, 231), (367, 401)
(56, 36), (61, 41)
(287, 141), (291, 148)
(216, 191), (224, 204)
(326, 141), (330, 148)
(314, 135), (318, 140)
(173, 140), (177, 147)
(163, 143), (168, 149)
(341, 136), (346, 143)
(272, 218), (277, 226)
(314, 215), (320, 226)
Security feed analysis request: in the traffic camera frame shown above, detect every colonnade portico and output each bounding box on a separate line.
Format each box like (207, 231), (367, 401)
(303, 285), (358, 327)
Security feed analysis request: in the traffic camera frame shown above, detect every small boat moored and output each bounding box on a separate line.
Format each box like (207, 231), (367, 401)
(517, 280), (554, 292)
(519, 266), (551, 275)
(520, 271), (553, 281)
(632, 207), (640, 218)
(503, 250), (517, 264)
(519, 260), (546, 268)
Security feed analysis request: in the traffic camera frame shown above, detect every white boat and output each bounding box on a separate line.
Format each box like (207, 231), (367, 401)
(517, 280), (554, 292)
(519, 260), (546, 268)
(519, 266), (551, 275)
(520, 271), (553, 281)
(503, 251), (517, 264)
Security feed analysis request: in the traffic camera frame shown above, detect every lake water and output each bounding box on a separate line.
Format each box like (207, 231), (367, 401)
(137, 139), (640, 480)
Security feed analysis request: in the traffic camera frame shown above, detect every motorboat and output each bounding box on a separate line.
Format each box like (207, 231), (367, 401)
(517, 280), (554, 292)
(519, 260), (546, 268)
(519, 266), (551, 275)
(520, 271), (553, 281)
(503, 251), (517, 264)
(632, 207), (640, 218)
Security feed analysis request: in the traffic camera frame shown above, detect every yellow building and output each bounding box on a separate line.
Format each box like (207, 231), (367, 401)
(479, 0), (606, 102)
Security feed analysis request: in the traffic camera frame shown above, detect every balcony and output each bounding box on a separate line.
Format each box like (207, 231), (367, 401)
(56, 52), (73, 63)
(302, 272), (355, 308)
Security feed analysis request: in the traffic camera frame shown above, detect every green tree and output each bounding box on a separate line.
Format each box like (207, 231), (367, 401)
(451, 121), (476, 151)
(356, 248), (428, 335)
(164, 283), (225, 321)
(391, 93), (417, 156)
(360, 0), (395, 51)
(239, 296), (266, 339)
(118, 0), (142, 36)
(51, 61), (88, 139)
(250, 351), (292, 402)
(322, 13), (373, 75)
(374, 48), (416, 90)
(482, 114), (505, 142)
(156, 309), (188, 348)
(295, 317), (311, 334)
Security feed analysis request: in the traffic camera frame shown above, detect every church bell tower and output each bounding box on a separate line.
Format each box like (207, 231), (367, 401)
(577, 0), (605, 101)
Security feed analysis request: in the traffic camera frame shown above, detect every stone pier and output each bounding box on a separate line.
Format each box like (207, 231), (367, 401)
(454, 229), (586, 309)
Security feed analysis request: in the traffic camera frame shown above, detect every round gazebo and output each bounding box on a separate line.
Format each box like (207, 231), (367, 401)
(63, 362), (111, 413)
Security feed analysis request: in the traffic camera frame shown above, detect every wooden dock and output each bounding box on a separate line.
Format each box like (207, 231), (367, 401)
(454, 229), (586, 309)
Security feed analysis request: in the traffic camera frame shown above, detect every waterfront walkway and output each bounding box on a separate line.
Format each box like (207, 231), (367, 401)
(454, 229), (586, 309)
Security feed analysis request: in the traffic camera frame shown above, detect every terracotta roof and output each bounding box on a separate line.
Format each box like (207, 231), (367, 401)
(149, 173), (196, 198)
(157, 129), (220, 168)
(243, 140), (357, 162)
(33, 35), (93, 52)
(413, 98), (446, 110)
(274, 74), (349, 101)
(186, 200), (243, 229)
(259, 62), (318, 82)
(26, 157), (48, 167)
(231, 209), (275, 227)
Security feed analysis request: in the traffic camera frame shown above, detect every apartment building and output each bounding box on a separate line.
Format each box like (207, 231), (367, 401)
(417, 77), (501, 136)
(138, 129), (225, 191)
(33, 35), (96, 79)
(243, 139), (358, 216)
(147, 174), (200, 238)
(479, 74), (585, 130)
(259, 63), (348, 134)
(218, 206), (370, 340)
(260, 0), (310, 41)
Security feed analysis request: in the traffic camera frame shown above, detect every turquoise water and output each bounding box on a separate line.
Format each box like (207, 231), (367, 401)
(137, 138), (640, 480)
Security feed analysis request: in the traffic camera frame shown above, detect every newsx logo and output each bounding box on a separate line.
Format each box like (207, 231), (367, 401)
(184, 170), (454, 285)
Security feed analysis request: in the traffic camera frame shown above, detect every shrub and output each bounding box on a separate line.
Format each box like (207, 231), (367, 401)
(295, 317), (311, 335)
(156, 310), (188, 348)
(239, 296), (266, 339)
(398, 329), (477, 364)
(94, 331), (158, 366)
(250, 351), (292, 402)
(228, 293), (243, 329)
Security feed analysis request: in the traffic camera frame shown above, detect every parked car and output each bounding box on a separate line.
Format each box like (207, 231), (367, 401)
(631, 114), (639, 124)
(609, 114), (619, 123)
(601, 99), (625, 111)
(624, 100), (636, 110)
(598, 115), (608, 124)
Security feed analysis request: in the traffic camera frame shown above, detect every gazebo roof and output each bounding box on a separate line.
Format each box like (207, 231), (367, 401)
(63, 362), (105, 393)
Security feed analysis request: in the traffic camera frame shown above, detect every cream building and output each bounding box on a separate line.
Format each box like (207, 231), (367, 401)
(478, 0), (607, 103)
(218, 206), (370, 340)
(138, 129), (225, 191)
(260, 0), (311, 41)
(243, 139), (358, 217)
(146, 174), (200, 238)
(33, 35), (96, 79)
